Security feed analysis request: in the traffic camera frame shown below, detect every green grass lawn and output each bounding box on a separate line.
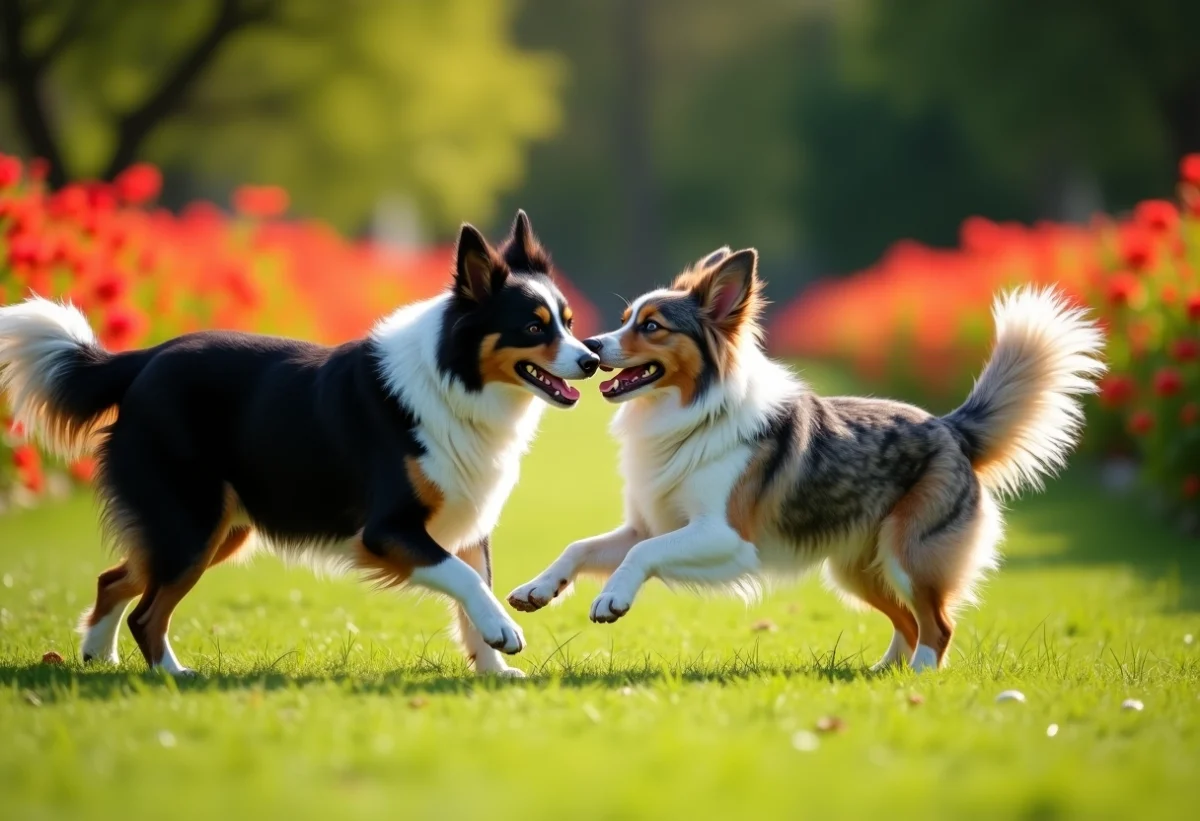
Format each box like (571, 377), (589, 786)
(2, 362), (1198, 820)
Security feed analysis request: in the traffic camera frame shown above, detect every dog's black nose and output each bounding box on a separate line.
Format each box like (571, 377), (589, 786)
(577, 352), (600, 377)
(583, 337), (603, 353)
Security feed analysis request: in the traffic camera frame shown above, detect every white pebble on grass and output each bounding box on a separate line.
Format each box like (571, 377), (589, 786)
(995, 689), (1026, 704)
(1184, 634), (1194, 646)
(1121, 698), (1144, 712)
(792, 731), (819, 752)
(157, 731), (177, 748)
(1046, 724), (1059, 737)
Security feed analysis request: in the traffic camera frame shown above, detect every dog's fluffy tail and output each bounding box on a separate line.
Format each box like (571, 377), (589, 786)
(0, 296), (150, 459)
(943, 286), (1106, 499)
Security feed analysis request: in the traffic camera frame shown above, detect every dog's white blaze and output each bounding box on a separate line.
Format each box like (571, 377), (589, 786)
(79, 599), (134, 664)
(526, 279), (593, 380)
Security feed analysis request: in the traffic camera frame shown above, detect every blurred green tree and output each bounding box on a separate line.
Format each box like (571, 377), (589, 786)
(846, 0), (1200, 212)
(0, 0), (563, 231)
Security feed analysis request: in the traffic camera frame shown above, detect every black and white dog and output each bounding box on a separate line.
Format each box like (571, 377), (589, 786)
(0, 211), (597, 677)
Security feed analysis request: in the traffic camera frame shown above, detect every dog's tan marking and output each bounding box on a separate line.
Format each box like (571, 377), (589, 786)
(534, 305), (551, 325)
(127, 489), (240, 667)
(479, 333), (526, 388)
(87, 561), (145, 627)
(406, 456), (445, 516)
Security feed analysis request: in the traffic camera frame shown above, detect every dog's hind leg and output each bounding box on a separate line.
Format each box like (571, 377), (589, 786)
(456, 537), (523, 677)
(877, 452), (1002, 672)
(825, 559), (918, 671)
(80, 518), (247, 666)
(80, 560), (145, 664)
(125, 496), (238, 675)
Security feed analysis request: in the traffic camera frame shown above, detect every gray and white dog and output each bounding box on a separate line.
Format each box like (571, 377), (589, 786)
(510, 247), (1104, 671)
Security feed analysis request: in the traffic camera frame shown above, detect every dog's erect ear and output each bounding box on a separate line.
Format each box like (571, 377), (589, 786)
(453, 224), (507, 303)
(694, 248), (761, 325)
(511, 209), (534, 250)
(501, 209), (552, 274)
(698, 246), (732, 269)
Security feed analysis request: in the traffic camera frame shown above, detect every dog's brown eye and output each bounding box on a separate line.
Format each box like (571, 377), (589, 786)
(525, 322), (544, 336)
(564, 316), (574, 330)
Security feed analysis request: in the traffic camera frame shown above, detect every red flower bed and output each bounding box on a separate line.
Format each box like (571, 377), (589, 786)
(771, 155), (1200, 519)
(0, 156), (597, 508)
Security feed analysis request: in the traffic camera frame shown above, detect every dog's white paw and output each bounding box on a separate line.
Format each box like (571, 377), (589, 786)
(485, 665), (527, 678)
(910, 644), (939, 672)
(507, 576), (570, 612)
(589, 590), (633, 623)
(869, 630), (913, 672)
(473, 610), (526, 654)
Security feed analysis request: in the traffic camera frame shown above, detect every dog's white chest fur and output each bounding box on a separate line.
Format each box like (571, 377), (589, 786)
(416, 420), (537, 551)
(373, 294), (544, 552)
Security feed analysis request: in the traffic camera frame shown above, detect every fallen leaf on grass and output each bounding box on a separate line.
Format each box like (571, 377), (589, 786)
(751, 619), (778, 633)
(41, 651), (63, 665)
(907, 693), (925, 706)
(815, 716), (845, 733)
(408, 697), (428, 710)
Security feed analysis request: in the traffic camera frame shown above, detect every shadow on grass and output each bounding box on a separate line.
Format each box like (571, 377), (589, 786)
(0, 641), (875, 702)
(1003, 466), (1200, 609)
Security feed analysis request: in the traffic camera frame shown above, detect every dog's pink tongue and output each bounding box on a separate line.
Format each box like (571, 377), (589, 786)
(547, 374), (580, 401)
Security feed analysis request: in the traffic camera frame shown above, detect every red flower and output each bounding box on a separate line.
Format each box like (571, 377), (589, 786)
(1153, 368), (1184, 397)
(11, 444), (39, 470)
(21, 464), (45, 494)
(1170, 338), (1200, 362)
(92, 270), (126, 304)
(1188, 293), (1200, 322)
(1134, 200), (1178, 234)
(1127, 409), (1154, 436)
(101, 309), (139, 349)
(1118, 225), (1155, 271)
(1183, 402), (1199, 427)
(233, 185), (289, 219)
(114, 163), (162, 206)
(1162, 284), (1178, 305)
(1098, 374), (1136, 408)
(7, 232), (51, 267)
(0, 155), (21, 188)
(1107, 272), (1144, 307)
(86, 182), (118, 214)
(1184, 475), (1200, 500)
(49, 184), (90, 221)
(1182, 153), (1200, 186)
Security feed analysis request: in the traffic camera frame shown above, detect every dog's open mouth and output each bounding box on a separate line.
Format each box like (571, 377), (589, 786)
(599, 362), (663, 397)
(517, 362), (580, 406)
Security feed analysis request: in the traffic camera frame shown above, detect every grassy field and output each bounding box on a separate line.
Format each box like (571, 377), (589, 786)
(1, 362), (1198, 820)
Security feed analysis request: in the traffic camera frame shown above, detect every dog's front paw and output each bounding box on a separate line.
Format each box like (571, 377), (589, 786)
(507, 576), (570, 612)
(474, 610), (526, 654)
(473, 654), (527, 677)
(589, 590), (632, 623)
